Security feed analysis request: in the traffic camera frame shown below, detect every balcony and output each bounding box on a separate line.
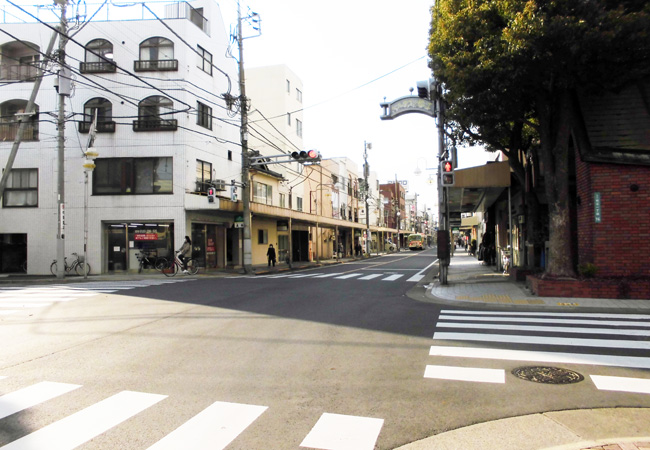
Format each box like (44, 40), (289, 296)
(0, 64), (38, 81)
(132, 119), (178, 132)
(134, 59), (179, 72)
(0, 122), (37, 141)
(78, 121), (116, 133)
(79, 61), (117, 74)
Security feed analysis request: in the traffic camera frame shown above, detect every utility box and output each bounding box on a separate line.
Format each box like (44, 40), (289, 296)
(437, 230), (450, 260)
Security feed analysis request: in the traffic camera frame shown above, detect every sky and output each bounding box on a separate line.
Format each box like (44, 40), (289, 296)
(219, 0), (495, 212)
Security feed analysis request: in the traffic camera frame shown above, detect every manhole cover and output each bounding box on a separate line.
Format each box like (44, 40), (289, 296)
(511, 366), (584, 384)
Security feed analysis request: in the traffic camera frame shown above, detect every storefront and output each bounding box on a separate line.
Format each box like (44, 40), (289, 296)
(103, 222), (174, 272)
(191, 222), (228, 270)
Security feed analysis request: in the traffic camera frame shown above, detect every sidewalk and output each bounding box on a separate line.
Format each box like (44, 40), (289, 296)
(404, 250), (650, 450)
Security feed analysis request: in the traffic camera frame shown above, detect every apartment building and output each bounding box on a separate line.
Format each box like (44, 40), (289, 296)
(0, 0), (242, 274)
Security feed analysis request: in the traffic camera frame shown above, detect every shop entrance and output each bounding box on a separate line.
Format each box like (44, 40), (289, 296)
(0, 233), (27, 273)
(104, 222), (173, 272)
(191, 223), (226, 270)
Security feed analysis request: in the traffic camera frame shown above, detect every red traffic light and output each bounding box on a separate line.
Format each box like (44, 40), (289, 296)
(441, 160), (453, 173)
(207, 187), (215, 196)
(292, 149), (321, 163)
(307, 149), (318, 159)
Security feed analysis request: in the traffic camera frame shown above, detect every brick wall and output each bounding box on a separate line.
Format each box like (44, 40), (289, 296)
(575, 152), (650, 278)
(527, 275), (650, 299)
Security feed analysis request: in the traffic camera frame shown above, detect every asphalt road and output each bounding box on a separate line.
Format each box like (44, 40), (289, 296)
(1, 248), (649, 449)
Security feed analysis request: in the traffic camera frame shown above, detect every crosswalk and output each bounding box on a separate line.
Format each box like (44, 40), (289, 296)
(0, 376), (383, 450)
(0, 279), (196, 316)
(424, 309), (650, 394)
(253, 271), (425, 283)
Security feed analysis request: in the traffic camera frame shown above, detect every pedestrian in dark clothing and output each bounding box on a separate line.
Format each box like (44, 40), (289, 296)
(267, 244), (277, 267)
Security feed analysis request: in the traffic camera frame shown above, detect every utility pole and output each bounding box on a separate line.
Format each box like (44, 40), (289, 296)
(55, 0), (69, 279)
(363, 141), (371, 255)
(237, 1), (253, 274)
(436, 82), (449, 284)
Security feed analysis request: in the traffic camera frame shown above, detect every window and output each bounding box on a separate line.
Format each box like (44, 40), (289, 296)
(0, 100), (39, 141)
(286, 79), (290, 93)
(134, 96), (177, 131)
(296, 119), (302, 138)
(80, 98), (115, 133)
(253, 181), (272, 205)
(197, 45), (212, 75)
(93, 157), (173, 195)
(258, 229), (268, 245)
(2, 168), (37, 207)
(296, 88), (302, 103)
(279, 193), (286, 208)
(228, 150), (233, 161)
(81, 39), (115, 73)
(0, 41), (39, 81)
(287, 113), (291, 126)
(296, 197), (303, 212)
(135, 37), (178, 71)
(197, 101), (212, 129)
(196, 159), (212, 191)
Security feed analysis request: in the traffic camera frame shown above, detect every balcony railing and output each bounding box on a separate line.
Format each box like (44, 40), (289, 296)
(0, 64), (38, 81)
(132, 119), (178, 132)
(79, 61), (117, 74)
(0, 123), (37, 141)
(78, 121), (116, 133)
(134, 59), (179, 72)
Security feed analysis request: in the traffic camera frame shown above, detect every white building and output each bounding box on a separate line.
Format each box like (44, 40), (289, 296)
(0, 0), (242, 274)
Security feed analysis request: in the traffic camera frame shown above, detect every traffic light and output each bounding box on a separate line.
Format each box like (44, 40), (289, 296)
(440, 160), (454, 186)
(207, 186), (215, 203)
(291, 149), (321, 164)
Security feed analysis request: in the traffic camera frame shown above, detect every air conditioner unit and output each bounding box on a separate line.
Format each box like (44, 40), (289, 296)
(213, 179), (226, 191)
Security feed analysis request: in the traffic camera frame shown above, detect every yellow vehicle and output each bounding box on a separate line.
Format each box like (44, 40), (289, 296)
(407, 233), (425, 251)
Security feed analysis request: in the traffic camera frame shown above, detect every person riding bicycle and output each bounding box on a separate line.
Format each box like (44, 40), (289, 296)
(178, 236), (192, 274)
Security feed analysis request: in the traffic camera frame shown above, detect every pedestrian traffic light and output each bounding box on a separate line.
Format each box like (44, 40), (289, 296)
(440, 160), (454, 186)
(291, 149), (321, 164)
(207, 186), (215, 203)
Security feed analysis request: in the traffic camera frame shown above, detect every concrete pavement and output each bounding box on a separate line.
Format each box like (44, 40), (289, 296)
(402, 249), (650, 450)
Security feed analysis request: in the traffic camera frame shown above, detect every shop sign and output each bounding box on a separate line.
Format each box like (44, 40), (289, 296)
(134, 233), (158, 241)
(594, 192), (602, 223)
(277, 220), (288, 231)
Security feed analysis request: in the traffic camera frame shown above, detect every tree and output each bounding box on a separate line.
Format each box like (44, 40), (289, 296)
(428, 0), (650, 277)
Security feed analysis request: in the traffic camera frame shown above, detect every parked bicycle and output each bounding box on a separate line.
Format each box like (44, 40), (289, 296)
(136, 251), (168, 273)
(162, 251), (199, 277)
(50, 252), (90, 276)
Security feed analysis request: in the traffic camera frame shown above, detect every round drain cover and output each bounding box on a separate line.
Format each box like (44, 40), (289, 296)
(511, 366), (584, 384)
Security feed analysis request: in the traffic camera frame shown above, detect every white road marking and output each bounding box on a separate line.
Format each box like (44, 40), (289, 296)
(441, 310), (650, 320)
(424, 365), (505, 383)
(590, 375), (650, 394)
(438, 314), (650, 328)
(437, 321), (650, 337)
(406, 274), (424, 282)
(288, 273), (323, 278)
(147, 401), (267, 450)
(0, 382), (81, 420)
(382, 274), (403, 281)
(358, 274), (382, 280)
(300, 413), (384, 450)
(433, 332), (650, 350)
(314, 273), (340, 278)
(335, 273), (363, 279)
(0, 391), (166, 450)
(429, 345), (650, 369)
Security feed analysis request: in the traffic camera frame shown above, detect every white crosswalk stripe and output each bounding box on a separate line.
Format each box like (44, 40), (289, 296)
(254, 271), (423, 283)
(425, 309), (650, 392)
(0, 377), (383, 450)
(0, 279), (196, 315)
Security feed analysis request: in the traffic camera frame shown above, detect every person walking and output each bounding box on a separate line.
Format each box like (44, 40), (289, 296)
(178, 236), (192, 274)
(267, 244), (277, 267)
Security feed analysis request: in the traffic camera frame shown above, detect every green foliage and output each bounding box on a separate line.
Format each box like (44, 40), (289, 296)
(577, 263), (598, 278)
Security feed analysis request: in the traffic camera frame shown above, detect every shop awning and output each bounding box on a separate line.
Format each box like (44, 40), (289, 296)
(447, 161), (511, 215)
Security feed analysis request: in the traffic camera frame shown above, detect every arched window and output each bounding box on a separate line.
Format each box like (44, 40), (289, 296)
(80, 39), (116, 73)
(135, 37), (178, 71)
(133, 96), (177, 131)
(79, 98), (115, 133)
(0, 41), (40, 81)
(0, 100), (39, 141)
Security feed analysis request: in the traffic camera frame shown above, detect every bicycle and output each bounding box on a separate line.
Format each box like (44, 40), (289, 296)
(162, 251), (199, 277)
(50, 252), (91, 276)
(136, 251), (168, 273)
